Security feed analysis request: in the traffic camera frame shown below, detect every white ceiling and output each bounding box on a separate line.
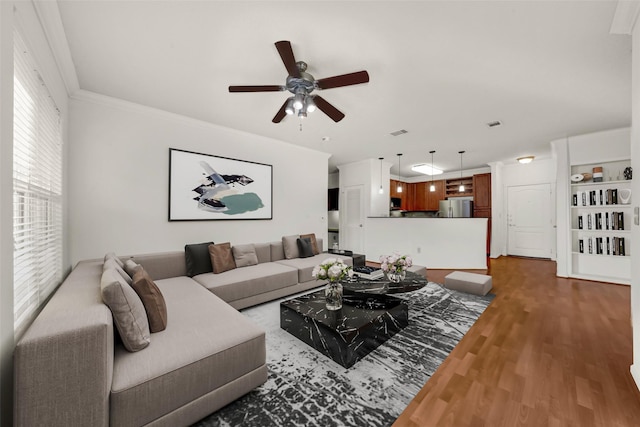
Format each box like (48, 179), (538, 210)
(54, 0), (631, 177)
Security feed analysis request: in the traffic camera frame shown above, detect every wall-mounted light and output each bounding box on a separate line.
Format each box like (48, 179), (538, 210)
(517, 156), (535, 164)
(396, 153), (403, 193)
(429, 150), (436, 192)
(458, 150), (465, 192)
(378, 157), (384, 194)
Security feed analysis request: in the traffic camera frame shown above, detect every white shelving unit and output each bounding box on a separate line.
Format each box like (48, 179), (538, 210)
(569, 160), (631, 284)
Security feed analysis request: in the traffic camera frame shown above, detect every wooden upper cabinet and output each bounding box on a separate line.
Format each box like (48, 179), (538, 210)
(413, 182), (427, 210)
(426, 179), (445, 211)
(390, 179), (403, 198)
(473, 173), (491, 210)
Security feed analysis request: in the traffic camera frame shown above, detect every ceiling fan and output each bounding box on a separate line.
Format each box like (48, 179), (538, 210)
(228, 40), (369, 123)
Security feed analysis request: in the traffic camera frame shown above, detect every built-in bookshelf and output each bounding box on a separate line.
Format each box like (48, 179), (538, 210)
(570, 160), (631, 284)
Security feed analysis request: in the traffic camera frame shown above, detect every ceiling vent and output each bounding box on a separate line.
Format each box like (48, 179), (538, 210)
(390, 129), (408, 136)
(486, 120), (502, 128)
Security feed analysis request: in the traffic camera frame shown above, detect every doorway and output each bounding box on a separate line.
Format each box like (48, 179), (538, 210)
(341, 185), (364, 253)
(507, 183), (552, 258)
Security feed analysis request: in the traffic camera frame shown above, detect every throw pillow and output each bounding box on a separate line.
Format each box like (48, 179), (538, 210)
(282, 235), (300, 259)
(104, 258), (132, 285)
(185, 242), (214, 277)
(232, 244), (259, 268)
(300, 233), (320, 255)
(101, 268), (151, 352)
(208, 243), (236, 274)
(131, 267), (168, 333)
(297, 237), (314, 258)
(104, 252), (124, 268)
(123, 259), (142, 277)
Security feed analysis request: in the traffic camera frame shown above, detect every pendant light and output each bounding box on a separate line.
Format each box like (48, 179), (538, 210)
(396, 153), (403, 193)
(378, 157), (384, 194)
(429, 150), (436, 192)
(458, 150), (465, 192)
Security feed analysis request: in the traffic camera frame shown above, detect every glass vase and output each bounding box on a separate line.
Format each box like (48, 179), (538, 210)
(387, 270), (406, 283)
(325, 282), (343, 310)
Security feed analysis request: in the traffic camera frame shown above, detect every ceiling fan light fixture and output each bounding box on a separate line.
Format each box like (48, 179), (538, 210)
(285, 98), (295, 115)
(293, 91), (305, 110)
(305, 96), (316, 113)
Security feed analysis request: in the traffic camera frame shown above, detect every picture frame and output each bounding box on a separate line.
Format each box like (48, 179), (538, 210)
(169, 148), (272, 221)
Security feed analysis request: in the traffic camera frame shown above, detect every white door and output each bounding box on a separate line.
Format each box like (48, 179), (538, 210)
(341, 185), (364, 253)
(507, 184), (552, 258)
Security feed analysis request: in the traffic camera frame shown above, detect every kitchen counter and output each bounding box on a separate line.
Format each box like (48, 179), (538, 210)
(364, 217), (488, 269)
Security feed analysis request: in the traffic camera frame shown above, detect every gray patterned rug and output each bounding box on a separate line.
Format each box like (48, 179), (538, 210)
(194, 283), (494, 427)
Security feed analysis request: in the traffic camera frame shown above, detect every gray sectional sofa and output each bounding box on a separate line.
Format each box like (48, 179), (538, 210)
(14, 237), (352, 427)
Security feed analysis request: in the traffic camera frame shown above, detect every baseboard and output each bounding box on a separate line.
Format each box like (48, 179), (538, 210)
(631, 364), (640, 391)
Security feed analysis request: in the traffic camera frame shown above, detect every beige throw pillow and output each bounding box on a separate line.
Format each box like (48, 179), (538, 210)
(124, 259), (142, 277)
(101, 268), (151, 352)
(282, 235), (300, 259)
(104, 258), (132, 285)
(232, 244), (259, 268)
(131, 268), (168, 333)
(208, 243), (236, 274)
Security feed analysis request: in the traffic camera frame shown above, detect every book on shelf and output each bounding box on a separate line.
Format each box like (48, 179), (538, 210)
(579, 239), (584, 253)
(587, 213), (592, 230)
(578, 215), (583, 229)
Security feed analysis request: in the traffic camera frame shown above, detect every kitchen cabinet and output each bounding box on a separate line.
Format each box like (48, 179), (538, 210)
(445, 177), (473, 197)
(390, 179), (405, 198)
(402, 183), (415, 211)
(426, 180), (445, 211)
(473, 173), (491, 210)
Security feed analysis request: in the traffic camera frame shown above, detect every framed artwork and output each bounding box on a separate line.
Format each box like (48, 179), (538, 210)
(169, 148), (272, 221)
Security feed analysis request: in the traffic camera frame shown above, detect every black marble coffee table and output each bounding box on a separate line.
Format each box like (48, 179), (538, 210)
(280, 290), (408, 368)
(343, 270), (428, 295)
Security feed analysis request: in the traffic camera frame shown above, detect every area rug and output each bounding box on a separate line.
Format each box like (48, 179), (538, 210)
(193, 282), (494, 427)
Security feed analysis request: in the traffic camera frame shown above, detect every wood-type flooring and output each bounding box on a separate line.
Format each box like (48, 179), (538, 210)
(392, 256), (640, 427)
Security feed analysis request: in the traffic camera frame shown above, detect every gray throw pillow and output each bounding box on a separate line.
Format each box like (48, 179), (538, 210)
(232, 244), (259, 268)
(185, 242), (214, 277)
(282, 235), (300, 259)
(101, 268), (151, 352)
(297, 237), (314, 258)
(104, 258), (132, 285)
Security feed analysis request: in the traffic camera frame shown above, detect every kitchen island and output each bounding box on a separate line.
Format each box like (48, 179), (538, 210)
(365, 217), (488, 269)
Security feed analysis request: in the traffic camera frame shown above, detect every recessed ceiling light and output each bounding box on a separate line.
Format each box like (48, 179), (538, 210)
(517, 156), (535, 164)
(411, 164), (443, 175)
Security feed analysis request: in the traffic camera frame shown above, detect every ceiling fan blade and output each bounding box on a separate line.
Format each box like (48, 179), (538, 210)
(272, 99), (289, 123)
(229, 85), (283, 92)
(275, 40), (300, 78)
(316, 71), (370, 90)
(313, 96), (345, 122)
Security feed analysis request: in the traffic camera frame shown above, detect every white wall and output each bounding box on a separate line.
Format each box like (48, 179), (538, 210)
(631, 17), (640, 392)
(68, 91), (330, 264)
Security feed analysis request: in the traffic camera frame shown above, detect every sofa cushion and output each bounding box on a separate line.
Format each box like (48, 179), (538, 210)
(270, 241), (285, 261)
(254, 243), (271, 264)
(104, 258), (132, 284)
(209, 242), (236, 274)
(297, 237), (314, 258)
(131, 268), (168, 333)
(276, 253), (353, 284)
(110, 277), (266, 427)
(232, 244), (259, 268)
(101, 268), (150, 352)
(282, 235), (300, 259)
(300, 233), (320, 255)
(185, 242), (214, 277)
(192, 263), (298, 303)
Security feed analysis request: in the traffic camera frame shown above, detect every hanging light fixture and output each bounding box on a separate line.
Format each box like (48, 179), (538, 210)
(458, 150), (465, 192)
(378, 157), (384, 194)
(396, 153), (403, 193)
(429, 150), (436, 192)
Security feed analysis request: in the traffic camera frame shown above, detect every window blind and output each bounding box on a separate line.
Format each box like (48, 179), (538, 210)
(13, 29), (63, 337)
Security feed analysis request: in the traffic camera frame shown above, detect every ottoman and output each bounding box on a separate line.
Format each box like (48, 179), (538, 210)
(444, 271), (492, 296)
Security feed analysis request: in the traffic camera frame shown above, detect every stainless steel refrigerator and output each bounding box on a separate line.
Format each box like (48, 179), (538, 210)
(438, 198), (473, 218)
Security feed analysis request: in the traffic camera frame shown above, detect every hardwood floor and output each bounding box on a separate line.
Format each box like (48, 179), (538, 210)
(392, 256), (640, 427)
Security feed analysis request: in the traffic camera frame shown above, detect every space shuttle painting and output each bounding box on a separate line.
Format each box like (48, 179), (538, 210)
(169, 149), (272, 221)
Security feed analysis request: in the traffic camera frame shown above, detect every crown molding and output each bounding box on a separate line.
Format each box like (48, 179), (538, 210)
(610, 1), (640, 35)
(32, 0), (79, 94)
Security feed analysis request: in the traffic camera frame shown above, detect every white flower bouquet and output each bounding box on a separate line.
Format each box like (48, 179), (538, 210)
(379, 253), (413, 274)
(312, 258), (351, 283)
